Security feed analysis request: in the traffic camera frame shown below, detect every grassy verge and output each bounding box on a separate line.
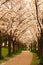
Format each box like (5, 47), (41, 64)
(31, 50), (40, 65)
(31, 53), (40, 65)
(0, 48), (22, 64)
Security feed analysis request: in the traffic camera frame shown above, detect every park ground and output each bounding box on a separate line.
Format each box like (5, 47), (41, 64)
(0, 48), (40, 65)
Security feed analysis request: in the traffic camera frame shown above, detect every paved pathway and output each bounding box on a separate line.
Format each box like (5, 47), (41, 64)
(1, 51), (33, 65)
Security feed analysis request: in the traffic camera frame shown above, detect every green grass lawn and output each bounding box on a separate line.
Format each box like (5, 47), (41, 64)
(0, 48), (40, 65)
(0, 48), (22, 64)
(31, 53), (40, 65)
(2, 48), (8, 57)
(0, 48), (9, 64)
(31, 50), (40, 65)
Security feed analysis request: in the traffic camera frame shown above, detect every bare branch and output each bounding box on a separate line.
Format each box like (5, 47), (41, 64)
(1, 0), (10, 6)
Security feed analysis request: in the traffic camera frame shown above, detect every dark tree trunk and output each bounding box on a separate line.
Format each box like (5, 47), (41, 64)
(40, 30), (43, 57)
(38, 38), (42, 58)
(34, 43), (36, 51)
(12, 41), (15, 53)
(4, 41), (7, 47)
(38, 38), (40, 57)
(41, 30), (43, 57)
(38, 40), (43, 58)
(17, 41), (19, 49)
(38, 30), (43, 58)
(8, 30), (12, 56)
(31, 43), (32, 51)
(8, 39), (11, 56)
(29, 45), (30, 51)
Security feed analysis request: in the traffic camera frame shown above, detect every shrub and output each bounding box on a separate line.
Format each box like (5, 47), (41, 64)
(40, 56), (43, 64)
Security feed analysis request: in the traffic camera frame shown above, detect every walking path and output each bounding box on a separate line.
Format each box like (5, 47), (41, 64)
(1, 51), (33, 65)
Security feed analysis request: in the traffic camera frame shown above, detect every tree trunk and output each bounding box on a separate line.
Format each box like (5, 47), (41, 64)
(29, 45), (30, 51)
(4, 41), (7, 47)
(35, 0), (43, 58)
(40, 30), (43, 57)
(31, 43), (32, 51)
(12, 41), (15, 53)
(38, 30), (43, 58)
(34, 43), (36, 51)
(8, 30), (12, 56)
(8, 39), (11, 56)
(38, 38), (42, 58)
